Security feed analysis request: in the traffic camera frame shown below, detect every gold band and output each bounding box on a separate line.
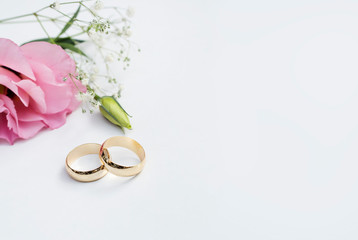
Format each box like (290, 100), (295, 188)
(99, 136), (146, 177)
(66, 143), (108, 182)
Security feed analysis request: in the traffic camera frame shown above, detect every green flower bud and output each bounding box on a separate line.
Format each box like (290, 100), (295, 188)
(99, 96), (132, 130)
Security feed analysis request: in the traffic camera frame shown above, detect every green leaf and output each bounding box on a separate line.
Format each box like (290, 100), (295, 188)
(56, 4), (81, 39)
(21, 38), (52, 45)
(21, 37), (84, 46)
(56, 42), (87, 57)
(56, 37), (84, 45)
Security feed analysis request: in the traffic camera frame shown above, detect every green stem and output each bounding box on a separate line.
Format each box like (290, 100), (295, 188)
(61, 0), (92, 5)
(0, 1), (95, 23)
(80, 2), (97, 17)
(0, 20), (48, 24)
(33, 13), (55, 44)
(37, 14), (68, 22)
(69, 31), (86, 37)
(0, 5), (50, 23)
(0, 13), (34, 23)
(52, 8), (87, 25)
(53, 9), (75, 20)
(94, 94), (101, 101)
(68, 73), (82, 93)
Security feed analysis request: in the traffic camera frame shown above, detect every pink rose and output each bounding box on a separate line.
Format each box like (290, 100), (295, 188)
(0, 38), (85, 144)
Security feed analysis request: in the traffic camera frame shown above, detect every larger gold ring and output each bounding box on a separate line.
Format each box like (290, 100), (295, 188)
(99, 136), (146, 177)
(66, 143), (108, 182)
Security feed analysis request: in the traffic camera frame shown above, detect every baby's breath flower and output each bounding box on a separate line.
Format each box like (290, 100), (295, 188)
(88, 29), (104, 44)
(119, 84), (124, 91)
(94, 100), (101, 108)
(92, 0), (104, 11)
(81, 77), (89, 85)
(89, 19), (110, 34)
(124, 29), (132, 37)
(87, 28), (96, 37)
(105, 53), (115, 63)
(126, 7), (135, 18)
(76, 92), (92, 103)
(76, 91), (99, 114)
(92, 66), (99, 74)
(50, 1), (61, 10)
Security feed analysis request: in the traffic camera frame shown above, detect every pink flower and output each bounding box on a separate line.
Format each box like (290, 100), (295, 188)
(0, 38), (85, 144)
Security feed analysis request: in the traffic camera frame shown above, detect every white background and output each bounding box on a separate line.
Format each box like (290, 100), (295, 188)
(1, 0), (358, 239)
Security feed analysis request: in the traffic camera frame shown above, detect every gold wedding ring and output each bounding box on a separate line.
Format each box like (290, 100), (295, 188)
(99, 136), (146, 177)
(66, 143), (108, 182)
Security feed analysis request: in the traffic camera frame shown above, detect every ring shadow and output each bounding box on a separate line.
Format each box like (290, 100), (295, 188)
(59, 165), (141, 189)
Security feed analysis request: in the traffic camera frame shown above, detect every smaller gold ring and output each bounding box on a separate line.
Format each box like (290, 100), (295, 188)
(99, 136), (146, 177)
(66, 143), (108, 182)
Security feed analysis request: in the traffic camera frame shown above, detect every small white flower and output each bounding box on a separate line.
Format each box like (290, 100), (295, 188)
(75, 92), (83, 102)
(93, 0), (104, 11)
(76, 92), (92, 102)
(105, 53), (115, 63)
(88, 29), (104, 44)
(94, 101), (101, 108)
(88, 28), (96, 38)
(124, 29), (132, 37)
(51, 1), (61, 10)
(81, 78), (89, 85)
(126, 7), (135, 18)
(92, 66), (99, 74)
(76, 91), (99, 113)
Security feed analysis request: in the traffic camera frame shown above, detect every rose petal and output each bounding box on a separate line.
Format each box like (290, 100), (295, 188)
(0, 66), (21, 83)
(27, 60), (73, 114)
(0, 94), (19, 136)
(0, 74), (30, 107)
(0, 95), (45, 140)
(15, 101), (70, 129)
(16, 120), (45, 139)
(0, 113), (18, 144)
(67, 93), (82, 112)
(16, 79), (46, 113)
(0, 38), (35, 80)
(21, 41), (76, 82)
(0, 67), (47, 112)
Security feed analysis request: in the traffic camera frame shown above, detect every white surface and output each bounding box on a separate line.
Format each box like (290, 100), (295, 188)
(2, 0), (358, 239)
